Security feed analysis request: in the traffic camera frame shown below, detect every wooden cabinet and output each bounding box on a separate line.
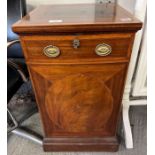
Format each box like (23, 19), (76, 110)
(13, 3), (142, 152)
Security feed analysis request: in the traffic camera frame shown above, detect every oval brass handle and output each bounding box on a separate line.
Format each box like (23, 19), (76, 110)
(43, 45), (60, 58)
(95, 43), (112, 56)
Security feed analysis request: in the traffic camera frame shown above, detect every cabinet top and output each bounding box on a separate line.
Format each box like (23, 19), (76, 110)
(12, 3), (142, 34)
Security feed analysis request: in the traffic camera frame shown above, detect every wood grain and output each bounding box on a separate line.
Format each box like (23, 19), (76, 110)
(20, 33), (134, 63)
(12, 3), (142, 34)
(12, 3), (142, 152)
(28, 63), (127, 136)
(43, 137), (119, 152)
(45, 73), (113, 133)
(28, 63), (127, 151)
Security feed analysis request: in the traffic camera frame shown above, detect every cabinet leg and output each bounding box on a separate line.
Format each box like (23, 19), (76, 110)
(122, 104), (133, 149)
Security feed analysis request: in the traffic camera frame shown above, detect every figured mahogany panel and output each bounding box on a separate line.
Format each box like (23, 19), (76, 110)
(29, 63), (127, 137)
(20, 33), (134, 63)
(46, 74), (113, 133)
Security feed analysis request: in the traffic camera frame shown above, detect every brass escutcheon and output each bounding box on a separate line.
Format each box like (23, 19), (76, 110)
(73, 39), (80, 49)
(43, 45), (60, 58)
(95, 43), (112, 56)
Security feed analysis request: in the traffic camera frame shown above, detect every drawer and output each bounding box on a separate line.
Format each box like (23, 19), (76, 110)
(21, 33), (134, 63)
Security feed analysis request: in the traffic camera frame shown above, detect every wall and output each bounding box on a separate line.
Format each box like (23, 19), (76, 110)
(118, 0), (136, 13)
(27, 0), (95, 7)
(27, 0), (136, 13)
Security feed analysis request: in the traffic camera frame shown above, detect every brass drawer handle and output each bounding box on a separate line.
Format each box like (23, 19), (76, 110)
(95, 43), (112, 56)
(43, 45), (60, 58)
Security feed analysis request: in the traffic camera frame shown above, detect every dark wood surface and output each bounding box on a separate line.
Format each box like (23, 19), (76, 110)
(12, 3), (142, 34)
(20, 33), (134, 63)
(13, 3), (142, 152)
(29, 63), (127, 135)
(28, 63), (127, 151)
(43, 137), (119, 152)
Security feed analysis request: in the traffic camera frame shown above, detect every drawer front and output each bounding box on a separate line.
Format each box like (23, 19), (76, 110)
(29, 63), (127, 137)
(21, 33), (134, 63)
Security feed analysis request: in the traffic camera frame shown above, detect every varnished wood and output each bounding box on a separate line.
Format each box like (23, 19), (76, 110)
(29, 63), (127, 136)
(28, 63), (127, 151)
(43, 137), (119, 152)
(12, 3), (142, 34)
(20, 33), (135, 63)
(12, 3), (142, 152)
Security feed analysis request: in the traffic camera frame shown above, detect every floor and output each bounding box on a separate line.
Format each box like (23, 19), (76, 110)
(7, 83), (147, 155)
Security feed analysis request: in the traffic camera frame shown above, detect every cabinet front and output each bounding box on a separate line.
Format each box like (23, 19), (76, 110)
(20, 33), (134, 63)
(29, 63), (127, 138)
(12, 2), (142, 151)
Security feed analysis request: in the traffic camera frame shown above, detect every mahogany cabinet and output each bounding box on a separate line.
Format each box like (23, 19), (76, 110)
(13, 3), (142, 152)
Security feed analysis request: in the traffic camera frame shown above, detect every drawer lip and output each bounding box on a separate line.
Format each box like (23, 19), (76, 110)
(21, 33), (134, 63)
(26, 58), (129, 65)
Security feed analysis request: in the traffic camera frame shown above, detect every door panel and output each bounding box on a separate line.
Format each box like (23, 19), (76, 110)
(29, 63), (127, 137)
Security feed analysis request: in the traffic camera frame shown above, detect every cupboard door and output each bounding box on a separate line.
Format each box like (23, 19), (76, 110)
(29, 63), (127, 137)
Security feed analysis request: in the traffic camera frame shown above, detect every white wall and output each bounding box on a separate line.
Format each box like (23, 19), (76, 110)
(118, 0), (136, 13)
(27, 0), (95, 7)
(26, 0), (136, 14)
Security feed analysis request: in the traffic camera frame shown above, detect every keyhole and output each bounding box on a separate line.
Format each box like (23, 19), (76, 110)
(73, 39), (80, 49)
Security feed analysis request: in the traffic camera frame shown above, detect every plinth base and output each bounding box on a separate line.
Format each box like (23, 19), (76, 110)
(43, 137), (119, 152)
